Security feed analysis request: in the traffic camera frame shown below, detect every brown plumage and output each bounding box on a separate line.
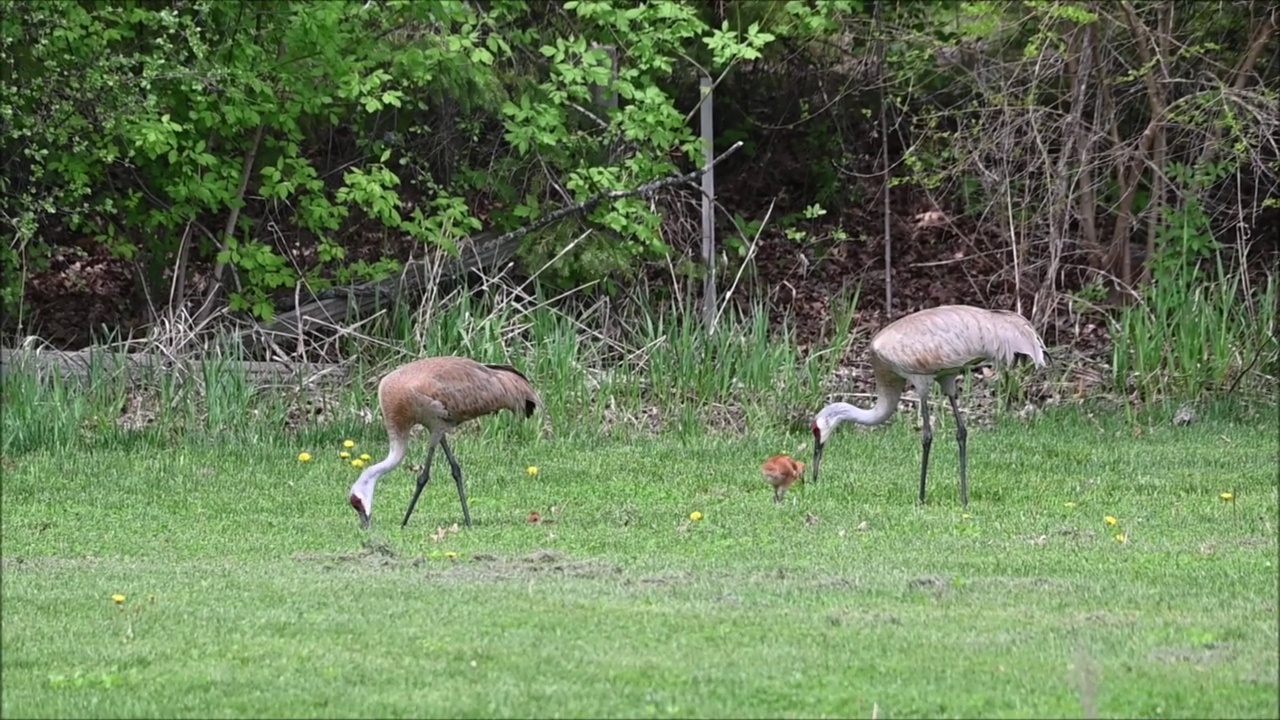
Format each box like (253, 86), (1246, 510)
(762, 454), (806, 504)
(347, 356), (542, 530)
(810, 305), (1047, 507)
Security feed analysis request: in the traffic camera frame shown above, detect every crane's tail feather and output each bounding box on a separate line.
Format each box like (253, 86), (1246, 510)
(989, 310), (1047, 367)
(485, 363), (544, 418)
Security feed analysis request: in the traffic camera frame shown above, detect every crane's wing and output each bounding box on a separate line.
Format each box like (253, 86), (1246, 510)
(389, 357), (540, 425)
(871, 305), (1046, 376)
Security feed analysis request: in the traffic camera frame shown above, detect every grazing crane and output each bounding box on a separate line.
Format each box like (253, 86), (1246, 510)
(810, 305), (1046, 507)
(347, 356), (542, 530)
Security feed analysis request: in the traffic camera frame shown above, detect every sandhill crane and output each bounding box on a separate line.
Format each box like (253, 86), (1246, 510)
(347, 356), (542, 530)
(810, 305), (1046, 507)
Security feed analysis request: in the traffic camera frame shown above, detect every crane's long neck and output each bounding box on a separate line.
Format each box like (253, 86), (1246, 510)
(827, 383), (903, 428)
(349, 433), (409, 510)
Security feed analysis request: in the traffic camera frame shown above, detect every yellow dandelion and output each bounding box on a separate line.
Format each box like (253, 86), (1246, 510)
(445, 551), (458, 559)
(1219, 492), (1234, 501)
(351, 459), (365, 469)
(689, 511), (703, 521)
(111, 594), (125, 604)
(360, 453), (371, 462)
(526, 466), (538, 476)
(1114, 533), (1127, 544)
(1104, 515), (1118, 526)
(297, 452), (313, 462)
(343, 439), (356, 449)
(1063, 501), (1076, 508)
(339, 451), (351, 459)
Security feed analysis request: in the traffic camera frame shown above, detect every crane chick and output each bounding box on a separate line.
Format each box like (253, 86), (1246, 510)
(347, 356), (541, 530)
(762, 454), (806, 504)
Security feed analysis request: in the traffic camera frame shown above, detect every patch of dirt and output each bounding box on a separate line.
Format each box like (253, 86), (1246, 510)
(1053, 526), (1098, 544)
(978, 576), (1070, 591)
(628, 570), (699, 586)
(1, 556), (110, 571)
(1073, 610), (1140, 627)
(1149, 645), (1234, 666)
(293, 545), (624, 582)
(907, 574), (950, 590)
(829, 609), (903, 627)
(449, 549), (623, 581)
(293, 538), (412, 570)
(813, 575), (860, 590)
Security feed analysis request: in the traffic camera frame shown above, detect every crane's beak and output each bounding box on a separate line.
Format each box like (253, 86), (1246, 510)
(812, 441), (824, 484)
(350, 494), (370, 530)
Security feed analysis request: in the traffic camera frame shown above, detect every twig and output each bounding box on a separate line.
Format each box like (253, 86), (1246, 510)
(486, 140), (745, 251)
(1225, 337), (1274, 395)
(714, 197), (776, 329)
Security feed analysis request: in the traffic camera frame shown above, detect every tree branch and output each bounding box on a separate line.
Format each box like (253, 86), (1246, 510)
(472, 140), (744, 255)
(1119, 0), (1168, 288)
(1198, 10), (1278, 168)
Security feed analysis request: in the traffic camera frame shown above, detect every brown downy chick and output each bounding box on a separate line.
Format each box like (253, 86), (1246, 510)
(762, 454), (806, 504)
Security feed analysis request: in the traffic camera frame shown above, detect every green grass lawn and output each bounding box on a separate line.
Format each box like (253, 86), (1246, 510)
(2, 413), (1277, 719)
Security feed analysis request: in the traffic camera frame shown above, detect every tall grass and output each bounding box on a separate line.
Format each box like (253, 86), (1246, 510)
(6, 256), (1272, 458)
(1, 277), (862, 453)
(1109, 260), (1277, 404)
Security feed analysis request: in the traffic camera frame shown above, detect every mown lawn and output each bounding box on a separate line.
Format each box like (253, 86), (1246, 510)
(2, 413), (1276, 719)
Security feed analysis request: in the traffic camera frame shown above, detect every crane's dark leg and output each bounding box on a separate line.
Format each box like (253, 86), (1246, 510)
(946, 390), (969, 508)
(439, 438), (473, 528)
(918, 392), (933, 505)
(401, 442), (438, 528)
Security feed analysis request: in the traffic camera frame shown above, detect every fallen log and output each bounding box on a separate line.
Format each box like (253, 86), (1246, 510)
(256, 229), (517, 341)
(0, 347), (348, 388)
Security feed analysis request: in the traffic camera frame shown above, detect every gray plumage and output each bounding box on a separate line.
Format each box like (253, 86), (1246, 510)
(347, 356), (542, 530)
(811, 305), (1047, 506)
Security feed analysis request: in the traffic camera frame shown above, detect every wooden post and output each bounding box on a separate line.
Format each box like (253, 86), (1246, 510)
(700, 72), (716, 334)
(877, 0), (893, 319)
(589, 43), (618, 113)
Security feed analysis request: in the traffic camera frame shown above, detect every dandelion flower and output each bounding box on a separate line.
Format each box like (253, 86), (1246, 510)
(360, 453), (371, 462)
(297, 452), (313, 462)
(1063, 501), (1076, 508)
(343, 439), (356, 449)
(111, 594), (125, 604)
(689, 511), (703, 521)
(1220, 492), (1234, 501)
(1114, 533), (1127, 544)
(445, 551), (458, 559)
(351, 459), (365, 469)
(1104, 515), (1118, 526)
(339, 451), (351, 459)
(526, 466), (538, 476)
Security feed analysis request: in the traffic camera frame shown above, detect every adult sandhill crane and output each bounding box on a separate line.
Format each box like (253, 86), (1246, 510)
(810, 305), (1046, 507)
(347, 356), (542, 530)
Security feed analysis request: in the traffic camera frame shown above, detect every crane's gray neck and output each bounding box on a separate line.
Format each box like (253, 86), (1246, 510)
(350, 434), (408, 505)
(820, 387), (902, 429)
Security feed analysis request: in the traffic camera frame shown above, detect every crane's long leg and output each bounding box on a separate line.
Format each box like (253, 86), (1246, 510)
(439, 438), (473, 528)
(946, 390), (969, 508)
(401, 442), (438, 528)
(917, 390), (933, 505)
